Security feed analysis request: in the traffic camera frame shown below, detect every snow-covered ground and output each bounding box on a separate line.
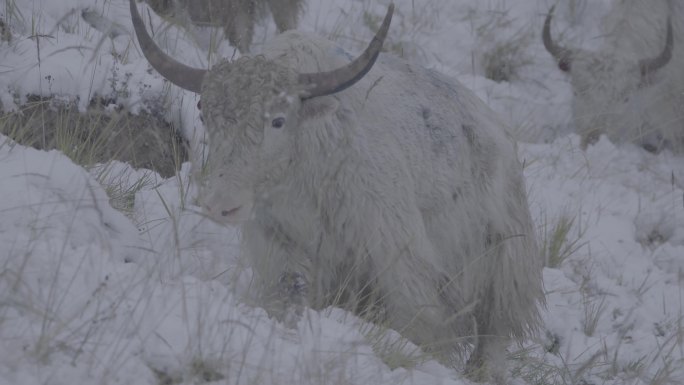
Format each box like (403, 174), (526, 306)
(1, 0), (683, 384)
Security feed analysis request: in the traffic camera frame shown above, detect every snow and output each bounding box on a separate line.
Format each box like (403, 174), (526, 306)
(1, 0), (683, 384)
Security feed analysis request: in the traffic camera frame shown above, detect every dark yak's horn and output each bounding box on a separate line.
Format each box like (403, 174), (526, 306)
(639, 16), (674, 76)
(543, 5), (573, 72)
(130, 0), (206, 93)
(298, 3), (394, 99)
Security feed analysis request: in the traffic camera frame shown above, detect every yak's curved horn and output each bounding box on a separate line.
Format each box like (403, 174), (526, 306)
(130, 0), (206, 93)
(543, 5), (573, 72)
(298, 3), (394, 99)
(639, 16), (673, 77)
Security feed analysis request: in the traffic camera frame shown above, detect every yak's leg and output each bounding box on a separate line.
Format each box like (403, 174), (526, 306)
(465, 237), (510, 384)
(241, 219), (309, 328)
(465, 302), (509, 384)
(225, 0), (255, 53)
(266, 0), (299, 32)
(326, 184), (450, 357)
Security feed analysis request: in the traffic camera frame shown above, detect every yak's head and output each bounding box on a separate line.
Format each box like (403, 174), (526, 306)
(130, 0), (393, 224)
(543, 5), (673, 148)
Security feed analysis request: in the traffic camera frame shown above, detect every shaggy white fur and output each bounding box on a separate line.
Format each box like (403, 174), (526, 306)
(196, 30), (544, 383)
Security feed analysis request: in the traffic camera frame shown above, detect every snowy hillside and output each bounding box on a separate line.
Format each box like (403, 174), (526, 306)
(1, 0), (683, 384)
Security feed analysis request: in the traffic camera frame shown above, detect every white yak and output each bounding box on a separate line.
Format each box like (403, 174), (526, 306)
(131, 0), (545, 382)
(543, 1), (684, 152)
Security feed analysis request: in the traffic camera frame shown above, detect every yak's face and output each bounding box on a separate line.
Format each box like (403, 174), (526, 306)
(569, 53), (645, 140)
(197, 57), (304, 224)
(542, 4), (673, 149)
(129, 0), (394, 225)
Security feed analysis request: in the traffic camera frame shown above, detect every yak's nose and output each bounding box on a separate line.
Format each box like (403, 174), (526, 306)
(203, 202), (249, 224)
(220, 205), (243, 218)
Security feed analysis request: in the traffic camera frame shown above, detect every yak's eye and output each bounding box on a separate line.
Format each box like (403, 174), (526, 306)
(197, 100), (201, 110)
(271, 117), (285, 129)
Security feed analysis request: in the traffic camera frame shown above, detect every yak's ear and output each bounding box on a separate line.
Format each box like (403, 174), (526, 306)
(298, 97), (339, 122)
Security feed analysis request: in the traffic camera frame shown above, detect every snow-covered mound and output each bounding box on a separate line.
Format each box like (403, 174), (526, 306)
(521, 136), (684, 384)
(0, 135), (468, 384)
